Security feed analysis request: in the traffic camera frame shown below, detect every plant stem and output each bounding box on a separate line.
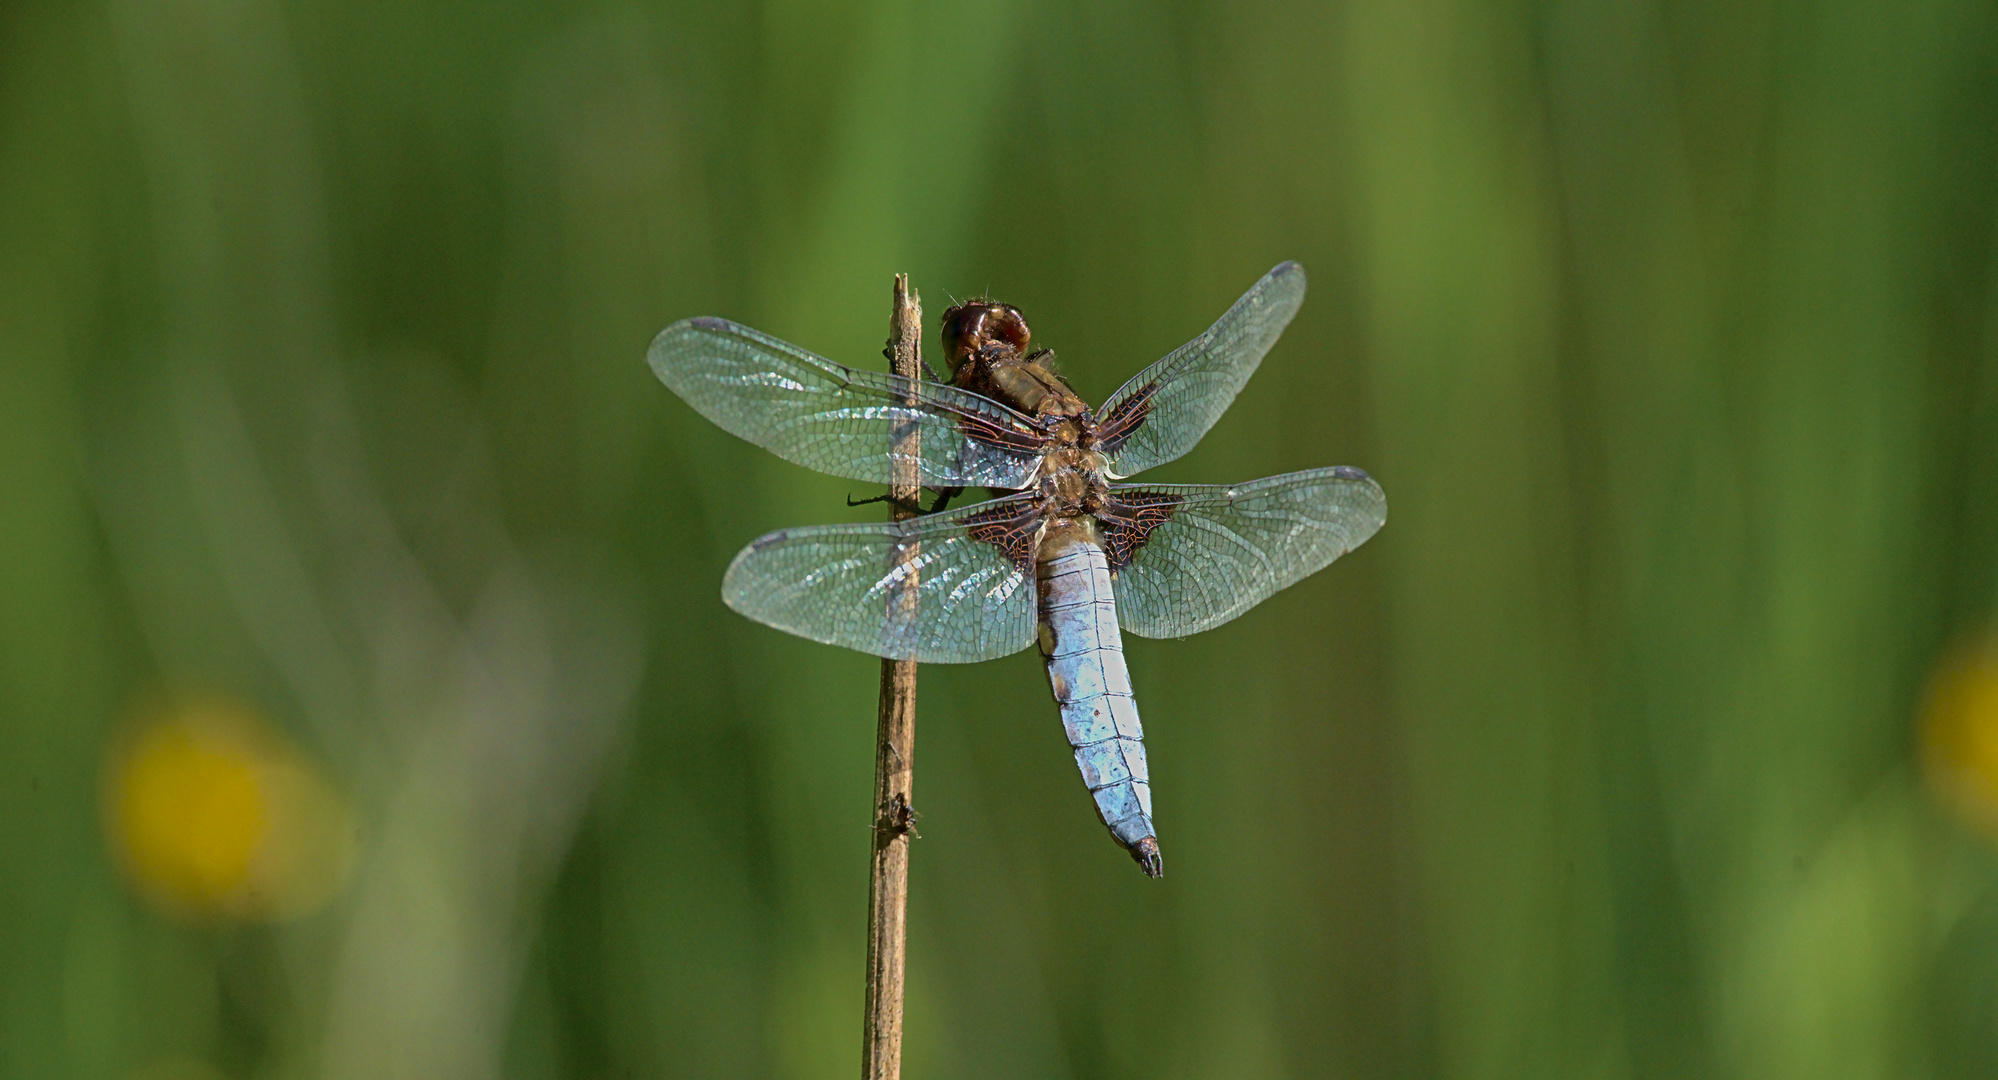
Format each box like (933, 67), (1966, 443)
(863, 274), (921, 1080)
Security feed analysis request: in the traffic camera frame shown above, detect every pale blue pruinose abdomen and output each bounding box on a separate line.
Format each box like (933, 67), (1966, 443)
(1037, 536), (1161, 877)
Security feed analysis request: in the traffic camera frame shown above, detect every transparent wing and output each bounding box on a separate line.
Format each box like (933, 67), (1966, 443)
(1097, 262), (1307, 478)
(649, 317), (1048, 488)
(721, 493), (1044, 663)
(1103, 466), (1385, 639)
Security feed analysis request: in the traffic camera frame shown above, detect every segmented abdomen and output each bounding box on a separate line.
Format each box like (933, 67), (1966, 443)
(1037, 537), (1162, 877)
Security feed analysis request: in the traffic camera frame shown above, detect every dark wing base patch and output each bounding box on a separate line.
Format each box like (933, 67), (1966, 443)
(1093, 381), (1158, 459)
(964, 499), (1043, 574)
(1095, 490), (1185, 572)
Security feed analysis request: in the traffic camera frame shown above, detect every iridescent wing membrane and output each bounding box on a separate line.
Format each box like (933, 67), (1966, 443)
(1107, 467), (1386, 639)
(723, 467), (1386, 660)
(649, 316), (1048, 489)
(722, 493), (1042, 663)
(1096, 261), (1307, 478)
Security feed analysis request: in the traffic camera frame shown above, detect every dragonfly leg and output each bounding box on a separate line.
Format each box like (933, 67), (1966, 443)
(845, 487), (964, 516)
(881, 341), (946, 383)
(845, 491), (926, 515)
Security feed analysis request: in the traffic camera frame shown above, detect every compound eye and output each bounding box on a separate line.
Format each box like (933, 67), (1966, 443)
(941, 302), (1032, 368)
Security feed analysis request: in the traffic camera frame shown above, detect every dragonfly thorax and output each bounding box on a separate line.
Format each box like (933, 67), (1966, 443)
(957, 351), (1091, 422)
(1034, 449), (1112, 512)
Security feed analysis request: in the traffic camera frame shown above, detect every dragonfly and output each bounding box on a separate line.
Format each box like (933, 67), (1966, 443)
(647, 262), (1385, 877)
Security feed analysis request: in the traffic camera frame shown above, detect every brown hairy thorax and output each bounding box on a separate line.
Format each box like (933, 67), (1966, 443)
(934, 299), (1171, 569)
(940, 299), (1088, 421)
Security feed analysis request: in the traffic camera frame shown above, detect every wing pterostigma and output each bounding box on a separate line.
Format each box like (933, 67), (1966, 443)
(649, 317), (1049, 489)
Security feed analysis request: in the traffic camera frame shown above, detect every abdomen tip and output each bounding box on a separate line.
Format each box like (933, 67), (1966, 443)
(1132, 836), (1163, 879)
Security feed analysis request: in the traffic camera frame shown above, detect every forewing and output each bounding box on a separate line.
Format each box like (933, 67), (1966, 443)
(1097, 262), (1307, 477)
(649, 317), (1048, 488)
(1103, 466), (1386, 639)
(721, 493), (1043, 663)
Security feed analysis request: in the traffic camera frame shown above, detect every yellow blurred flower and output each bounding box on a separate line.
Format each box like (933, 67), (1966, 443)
(103, 698), (355, 921)
(1919, 640), (1998, 840)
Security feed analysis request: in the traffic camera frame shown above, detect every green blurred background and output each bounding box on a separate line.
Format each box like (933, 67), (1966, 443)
(6, 0), (1998, 1076)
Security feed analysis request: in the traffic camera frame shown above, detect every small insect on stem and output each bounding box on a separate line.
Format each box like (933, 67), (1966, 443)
(875, 793), (920, 846)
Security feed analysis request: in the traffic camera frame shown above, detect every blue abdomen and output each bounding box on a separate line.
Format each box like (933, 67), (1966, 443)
(1037, 536), (1161, 877)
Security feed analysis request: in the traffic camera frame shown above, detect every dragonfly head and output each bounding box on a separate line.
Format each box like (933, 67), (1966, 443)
(941, 300), (1031, 376)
